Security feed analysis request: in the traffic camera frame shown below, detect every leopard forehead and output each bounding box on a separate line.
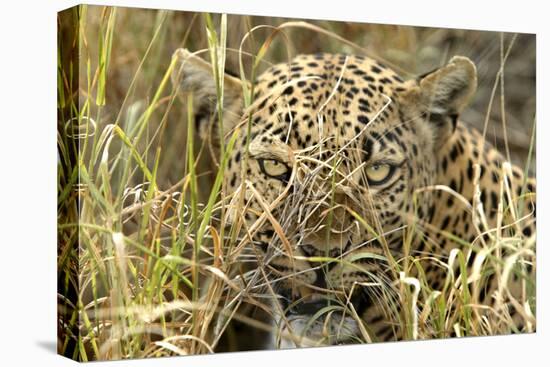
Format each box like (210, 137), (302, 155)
(247, 53), (410, 155)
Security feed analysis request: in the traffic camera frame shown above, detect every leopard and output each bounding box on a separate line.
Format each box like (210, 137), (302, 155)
(171, 48), (536, 348)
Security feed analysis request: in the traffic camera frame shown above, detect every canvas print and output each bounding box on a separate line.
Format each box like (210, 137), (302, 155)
(57, 5), (536, 361)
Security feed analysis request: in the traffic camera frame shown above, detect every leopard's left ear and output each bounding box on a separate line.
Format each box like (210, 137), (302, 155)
(414, 56), (477, 146)
(418, 56), (477, 118)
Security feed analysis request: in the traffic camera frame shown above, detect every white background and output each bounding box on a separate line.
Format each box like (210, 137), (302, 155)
(0, 0), (546, 366)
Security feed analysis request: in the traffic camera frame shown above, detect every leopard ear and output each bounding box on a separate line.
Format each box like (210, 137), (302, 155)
(419, 56), (477, 116)
(171, 48), (244, 136)
(417, 56), (477, 143)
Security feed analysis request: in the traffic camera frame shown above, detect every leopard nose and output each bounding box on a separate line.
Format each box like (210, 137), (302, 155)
(300, 243), (345, 259)
(300, 244), (341, 287)
(289, 298), (330, 316)
(300, 244), (319, 257)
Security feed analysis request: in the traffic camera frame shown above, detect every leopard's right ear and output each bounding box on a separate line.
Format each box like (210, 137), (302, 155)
(171, 48), (245, 133)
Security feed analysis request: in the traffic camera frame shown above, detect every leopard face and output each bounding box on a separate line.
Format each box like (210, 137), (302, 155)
(172, 49), (535, 346)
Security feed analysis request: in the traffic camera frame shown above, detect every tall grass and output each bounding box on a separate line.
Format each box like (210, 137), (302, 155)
(57, 5), (536, 360)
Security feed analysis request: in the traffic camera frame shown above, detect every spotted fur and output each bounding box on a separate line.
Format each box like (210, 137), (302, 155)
(172, 49), (536, 346)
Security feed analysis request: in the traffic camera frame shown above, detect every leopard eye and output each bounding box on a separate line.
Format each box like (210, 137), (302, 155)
(258, 158), (291, 181)
(365, 162), (395, 185)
